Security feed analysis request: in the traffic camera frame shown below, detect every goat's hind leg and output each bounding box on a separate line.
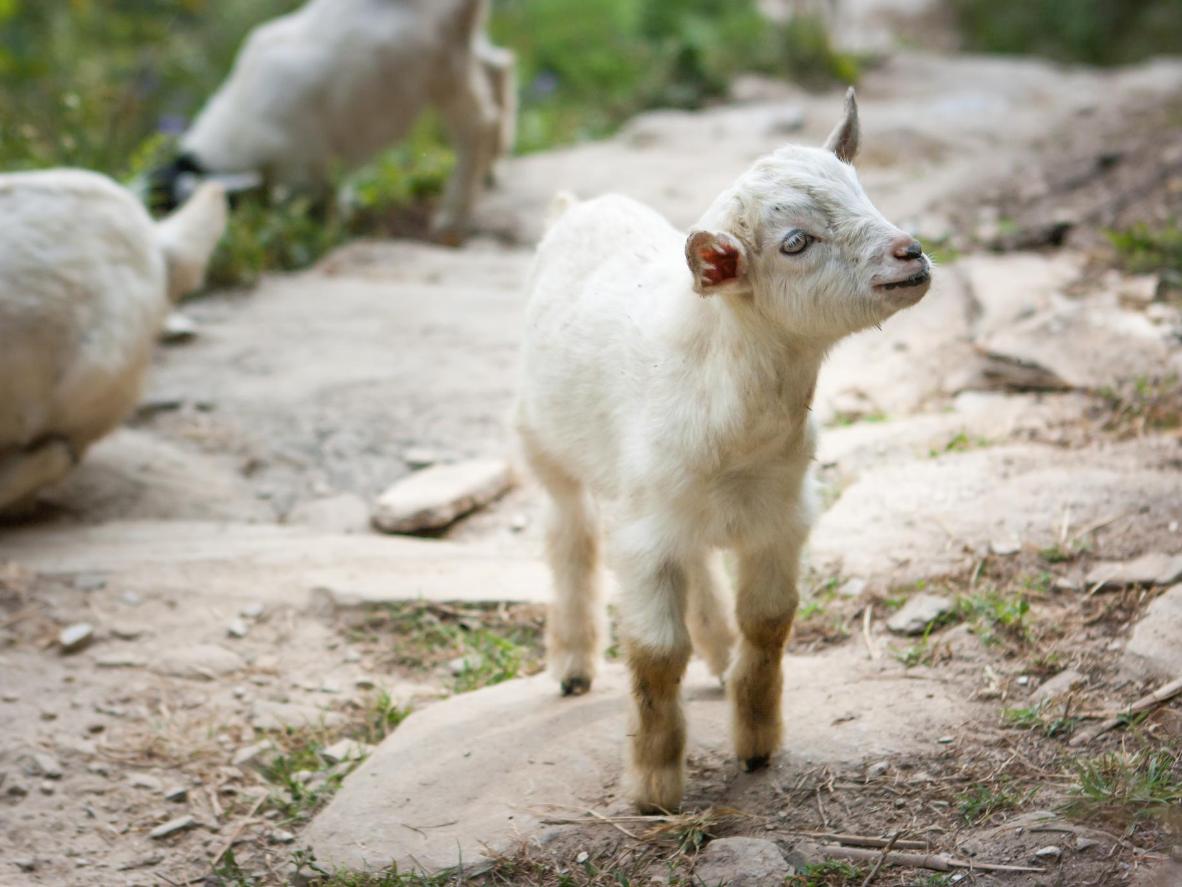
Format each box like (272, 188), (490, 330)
(0, 437), (75, 514)
(687, 554), (736, 681)
(434, 53), (502, 241)
(523, 436), (605, 696)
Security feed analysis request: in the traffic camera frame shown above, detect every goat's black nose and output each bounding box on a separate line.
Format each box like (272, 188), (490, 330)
(894, 239), (924, 261)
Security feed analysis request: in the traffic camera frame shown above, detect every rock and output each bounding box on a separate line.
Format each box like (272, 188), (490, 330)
(270, 829), (296, 844)
(990, 537), (1021, 556)
(30, 752), (63, 779)
(1087, 553), (1182, 589)
(164, 784), (188, 802)
(321, 739), (372, 765)
(867, 761), (890, 779)
(1076, 836), (1100, 851)
(1033, 845), (1062, 861)
(303, 648), (980, 875)
(153, 644), (245, 680)
(1123, 585), (1182, 680)
(372, 459), (513, 534)
(286, 493), (370, 534)
(160, 311), (198, 343)
(1031, 669), (1085, 705)
(251, 700), (344, 731)
(12, 858), (36, 872)
(887, 594), (953, 636)
(838, 577), (867, 599)
(402, 448), (439, 470)
(110, 624), (147, 640)
(128, 773), (163, 792)
(959, 253), (1082, 339)
(233, 740), (276, 769)
(39, 780), (55, 795)
(226, 619), (249, 639)
(96, 652), (148, 668)
(149, 815), (196, 839)
(693, 837), (791, 886)
(58, 623), (94, 653)
(5, 779), (29, 798)
(241, 602), (265, 619)
(1115, 273), (1160, 306)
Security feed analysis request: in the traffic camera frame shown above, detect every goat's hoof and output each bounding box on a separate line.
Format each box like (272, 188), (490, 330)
(560, 676), (592, 697)
(740, 755), (770, 772)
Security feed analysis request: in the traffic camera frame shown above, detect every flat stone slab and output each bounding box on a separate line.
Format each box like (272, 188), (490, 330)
(372, 459), (513, 534)
(811, 439), (1182, 589)
(1122, 585), (1182, 680)
(0, 521), (550, 606)
(1086, 553), (1182, 590)
(303, 646), (978, 876)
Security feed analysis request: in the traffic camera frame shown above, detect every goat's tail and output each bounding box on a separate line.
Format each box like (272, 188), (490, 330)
(154, 182), (228, 303)
(546, 191), (579, 230)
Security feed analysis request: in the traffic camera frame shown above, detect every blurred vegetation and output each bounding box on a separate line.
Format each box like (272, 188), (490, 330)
(0, 0), (857, 285)
(952, 0), (1182, 66)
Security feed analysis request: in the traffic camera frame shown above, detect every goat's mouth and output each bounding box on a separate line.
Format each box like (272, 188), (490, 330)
(873, 267), (931, 292)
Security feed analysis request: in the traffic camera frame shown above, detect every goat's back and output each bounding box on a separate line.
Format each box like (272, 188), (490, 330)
(0, 170), (168, 451)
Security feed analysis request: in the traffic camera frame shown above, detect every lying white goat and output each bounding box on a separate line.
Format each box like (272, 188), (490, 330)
(0, 170), (226, 514)
(155, 0), (515, 239)
(516, 91), (932, 812)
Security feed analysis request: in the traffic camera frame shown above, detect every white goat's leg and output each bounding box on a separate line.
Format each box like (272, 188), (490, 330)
(686, 553), (736, 680)
(523, 434), (605, 695)
(475, 40), (517, 172)
(729, 541), (801, 772)
(434, 59), (501, 241)
(0, 438), (75, 513)
(615, 541), (692, 813)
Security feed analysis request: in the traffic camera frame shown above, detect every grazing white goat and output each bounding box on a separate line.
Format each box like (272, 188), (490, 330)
(155, 0), (515, 239)
(0, 170), (226, 514)
(515, 91), (932, 812)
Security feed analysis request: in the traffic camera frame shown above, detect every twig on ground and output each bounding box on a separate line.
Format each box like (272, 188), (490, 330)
(797, 832), (930, 851)
(811, 844), (1045, 874)
(1069, 676), (1182, 746)
(861, 605), (880, 660)
(210, 792), (266, 866)
(860, 830), (903, 887)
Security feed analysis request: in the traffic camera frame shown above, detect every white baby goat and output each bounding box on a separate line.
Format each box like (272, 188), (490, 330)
(157, 0), (515, 239)
(0, 170), (227, 514)
(516, 91), (932, 812)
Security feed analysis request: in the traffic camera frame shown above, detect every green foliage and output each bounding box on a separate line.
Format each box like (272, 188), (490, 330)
(787, 860), (867, 886)
(957, 780), (1030, 823)
(1108, 222), (1182, 276)
(1002, 702), (1079, 738)
(1, 0), (858, 286)
(951, 0), (1182, 66)
(1066, 750), (1182, 825)
(956, 589), (1031, 646)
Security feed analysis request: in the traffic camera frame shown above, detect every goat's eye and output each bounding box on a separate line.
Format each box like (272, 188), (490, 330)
(780, 229), (814, 256)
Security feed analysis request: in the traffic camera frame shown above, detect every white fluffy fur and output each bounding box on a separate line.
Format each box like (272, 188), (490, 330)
(181, 0), (515, 238)
(516, 91), (931, 811)
(0, 170), (226, 513)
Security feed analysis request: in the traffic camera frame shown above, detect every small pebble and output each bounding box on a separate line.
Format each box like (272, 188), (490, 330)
(575, 850), (589, 864)
(509, 513), (529, 532)
(241, 602), (265, 619)
(867, 760), (890, 779)
(1, 692), (18, 703)
(164, 784), (188, 802)
(149, 815), (195, 840)
(32, 753), (63, 779)
(13, 858), (35, 872)
(937, 736), (955, 744)
(226, 619), (249, 639)
(58, 623), (95, 653)
(128, 773), (163, 792)
(39, 780), (55, 795)
(1033, 845), (1062, 860)
(270, 829), (296, 844)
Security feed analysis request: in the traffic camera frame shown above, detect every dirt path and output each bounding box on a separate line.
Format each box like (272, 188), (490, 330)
(2, 43), (1181, 887)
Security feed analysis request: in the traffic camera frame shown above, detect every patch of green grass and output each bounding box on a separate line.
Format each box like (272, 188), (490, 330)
(1096, 374), (1182, 438)
(1108, 222), (1182, 275)
(788, 860), (867, 886)
(357, 602), (545, 695)
(1002, 702), (1079, 739)
(291, 849), (453, 886)
(956, 589), (1031, 647)
(957, 780), (1031, 824)
(1039, 544), (1076, 564)
(922, 236), (961, 266)
(1065, 749), (1182, 826)
(258, 731), (360, 825)
(361, 690), (413, 745)
(952, 0), (1182, 66)
(928, 430), (990, 458)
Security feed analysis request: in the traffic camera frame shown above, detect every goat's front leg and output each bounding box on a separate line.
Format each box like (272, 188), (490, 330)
(730, 541), (801, 771)
(0, 437), (75, 514)
(617, 549), (692, 813)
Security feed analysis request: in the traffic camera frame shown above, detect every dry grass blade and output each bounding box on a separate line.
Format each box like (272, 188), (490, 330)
(1069, 676), (1182, 746)
(812, 844), (1046, 874)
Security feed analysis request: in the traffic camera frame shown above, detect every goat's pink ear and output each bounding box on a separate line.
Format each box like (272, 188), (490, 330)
(686, 230), (749, 297)
(823, 87), (860, 164)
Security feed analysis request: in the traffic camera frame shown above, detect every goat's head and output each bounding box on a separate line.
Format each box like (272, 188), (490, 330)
(686, 89), (931, 342)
